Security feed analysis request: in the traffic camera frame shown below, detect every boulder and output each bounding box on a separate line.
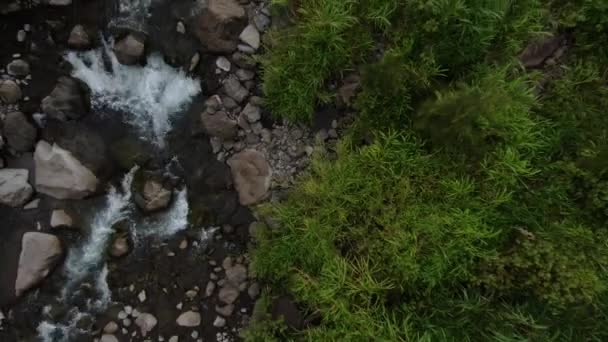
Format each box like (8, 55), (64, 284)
(218, 284), (239, 304)
(0, 169), (33, 207)
(41, 76), (91, 121)
(68, 25), (91, 49)
(134, 313), (157, 337)
(50, 209), (73, 228)
(0, 80), (22, 104)
(228, 150), (271, 205)
(34, 141), (99, 199)
(239, 24), (260, 50)
(226, 264), (247, 285)
(222, 75), (248, 103)
(113, 34), (145, 65)
(176, 311), (201, 327)
(7, 59), (30, 77)
(100, 335), (119, 342)
(3, 111), (36, 152)
(135, 179), (172, 213)
(15, 232), (63, 297)
(241, 103), (260, 123)
(191, 0), (247, 53)
(201, 111), (238, 139)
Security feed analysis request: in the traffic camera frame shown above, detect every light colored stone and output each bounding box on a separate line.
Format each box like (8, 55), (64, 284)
(34, 141), (99, 200)
(205, 281), (216, 297)
(169, 336), (179, 342)
(228, 150), (271, 205)
(50, 210), (73, 228)
(218, 284), (239, 304)
(135, 313), (157, 337)
(176, 21), (186, 34)
(103, 321), (119, 334)
(68, 25), (90, 49)
(15, 232), (63, 297)
(0, 169), (33, 207)
(0, 79), (22, 104)
(239, 25), (260, 50)
(113, 34), (145, 65)
(213, 316), (226, 328)
(222, 75), (248, 103)
(139, 180), (172, 212)
(176, 311), (201, 327)
(17, 30), (26, 43)
(216, 57), (231, 72)
(23, 198), (40, 210)
(100, 334), (118, 342)
(110, 236), (130, 257)
(241, 103), (260, 123)
(138, 290), (147, 302)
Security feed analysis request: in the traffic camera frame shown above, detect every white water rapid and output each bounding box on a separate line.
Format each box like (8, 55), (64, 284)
(66, 43), (201, 147)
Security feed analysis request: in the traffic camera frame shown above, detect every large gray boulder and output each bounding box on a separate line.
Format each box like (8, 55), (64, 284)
(134, 179), (172, 213)
(113, 34), (145, 65)
(41, 76), (91, 121)
(15, 232), (63, 297)
(0, 169), (33, 207)
(34, 141), (99, 199)
(3, 111), (36, 152)
(191, 0), (247, 53)
(0, 80), (22, 104)
(201, 111), (238, 139)
(228, 150), (271, 205)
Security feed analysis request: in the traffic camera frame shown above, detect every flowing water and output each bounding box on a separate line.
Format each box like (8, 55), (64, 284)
(66, 43), (201, 147)
(37, 10), (206, 340)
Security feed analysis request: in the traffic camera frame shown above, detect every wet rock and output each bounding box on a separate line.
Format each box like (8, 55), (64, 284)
(16, 29), (26, 42)
(34, 141), (99, 199)
(100, 334), (119, 342)
(189, 52), (200, 72)
(228, 150), (271, 205)
(110, 236), (130, 257)
(134, 313), (157, 337)
(0, 79), (22, 104)
(3, 111), (36, 152)
(0, 169), (33, 207)
(50, 209), (73, 228)
(138, 289), (147, 302)
(7, 59), (30, 77)
(239, 25), (260, 50)
(41, 76), (91, 121)
(222, 75), (248, 103)
(218, 284), (239, 304)
(201, 111), (238, 139)
(135, 179), (172, 213)
(103, 321), (119, 334)
(113, 34), (145, 65)
(169, 336), (179, 342)
(241, 103), (260, 123)
(68, 25), (91, 49)
(191, 0), (247, 53)
(176, 311), (201, 327)
(213, 316), (226, 328)
(15, 232), (63, 297)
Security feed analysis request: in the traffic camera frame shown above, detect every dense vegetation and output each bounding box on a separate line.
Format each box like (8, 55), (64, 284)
(248, 0), (608, 340)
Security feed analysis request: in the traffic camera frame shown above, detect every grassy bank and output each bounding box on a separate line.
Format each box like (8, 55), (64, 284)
(248, 0), (608, 340)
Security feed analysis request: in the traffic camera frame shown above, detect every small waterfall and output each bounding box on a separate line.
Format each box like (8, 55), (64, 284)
(62, 167), (137, 297)
(109, 0), (155, 33)
(66, 43), (201, 147)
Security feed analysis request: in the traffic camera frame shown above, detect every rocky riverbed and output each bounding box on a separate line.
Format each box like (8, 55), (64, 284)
(0, 0), (350, 341)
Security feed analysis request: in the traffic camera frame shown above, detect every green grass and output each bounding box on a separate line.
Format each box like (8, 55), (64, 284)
(248, 0), (608, 340)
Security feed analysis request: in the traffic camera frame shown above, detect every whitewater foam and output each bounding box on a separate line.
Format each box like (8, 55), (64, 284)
(66, 44), (201, 147)
(134, 187), (189, 240)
